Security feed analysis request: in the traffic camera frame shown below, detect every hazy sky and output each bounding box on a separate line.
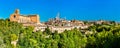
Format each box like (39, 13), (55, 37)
(0, 0), (120, 22)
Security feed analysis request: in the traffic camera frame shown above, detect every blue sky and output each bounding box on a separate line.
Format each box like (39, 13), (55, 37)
(0, 0), (120, 22)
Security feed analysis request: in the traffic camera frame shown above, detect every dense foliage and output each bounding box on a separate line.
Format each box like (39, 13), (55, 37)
(0, 19), (120, 48)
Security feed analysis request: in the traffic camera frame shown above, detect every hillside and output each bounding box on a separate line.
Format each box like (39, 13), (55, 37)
(0, 19), (120, 48)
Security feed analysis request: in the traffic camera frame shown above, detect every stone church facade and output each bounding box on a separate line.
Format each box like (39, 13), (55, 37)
(10, 9), (40, 26)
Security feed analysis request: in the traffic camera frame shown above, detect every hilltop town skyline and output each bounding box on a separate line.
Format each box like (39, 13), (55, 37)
(0, 0), (120, 48)
(1, 9), (120, 22)
(0, 0), (120, 22)
(9, 9), (117, 33)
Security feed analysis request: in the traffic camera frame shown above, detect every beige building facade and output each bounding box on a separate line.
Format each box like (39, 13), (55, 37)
(51, 26), (74, 33)
(9, 9), (89, 33)
(10, 9), (40, 26)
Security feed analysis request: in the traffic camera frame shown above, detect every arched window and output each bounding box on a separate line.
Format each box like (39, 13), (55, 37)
(14, 15), (16, 18)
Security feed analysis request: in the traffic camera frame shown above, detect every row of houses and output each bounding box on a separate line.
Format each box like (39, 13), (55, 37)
(9, 9), (94, 33)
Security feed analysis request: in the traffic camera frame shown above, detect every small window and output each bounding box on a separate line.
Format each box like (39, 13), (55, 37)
(14, 15), (16, 18)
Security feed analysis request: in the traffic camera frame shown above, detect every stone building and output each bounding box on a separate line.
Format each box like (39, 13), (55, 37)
(10, 9), (40, 26)
(9, 9), (89, 33)
(51, 26), (74, 33)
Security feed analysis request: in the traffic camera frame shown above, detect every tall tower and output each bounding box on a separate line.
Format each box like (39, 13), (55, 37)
(56, 12), (60, 20)
(15, 9), (20, 14)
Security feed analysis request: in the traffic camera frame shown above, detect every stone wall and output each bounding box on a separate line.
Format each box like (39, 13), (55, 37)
(10, 14), (20, 22)
(10, 9), (40, 25)
(30, 15), (40, 23)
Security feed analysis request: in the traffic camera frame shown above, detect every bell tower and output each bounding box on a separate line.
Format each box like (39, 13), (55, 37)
(15, 9), (20, 14)
(10, 9), (20, 22)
